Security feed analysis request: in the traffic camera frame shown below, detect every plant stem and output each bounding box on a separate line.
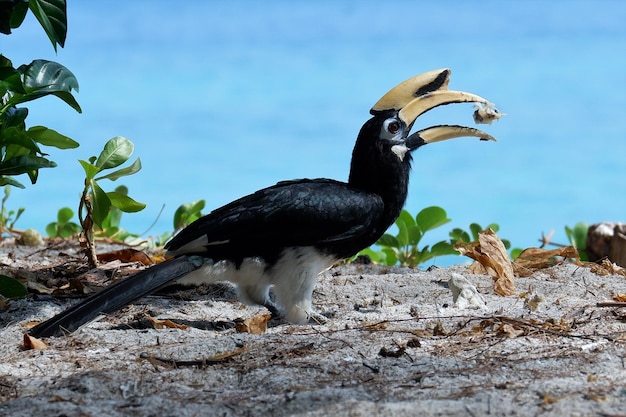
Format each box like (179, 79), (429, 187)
(78, 183), (98, 268)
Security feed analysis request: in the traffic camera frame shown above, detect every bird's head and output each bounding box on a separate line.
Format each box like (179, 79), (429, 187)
(359, 68), (501, 164)
(349, 68), (501, 204)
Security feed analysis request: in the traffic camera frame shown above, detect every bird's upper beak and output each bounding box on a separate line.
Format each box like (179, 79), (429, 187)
(371, 68), (502, 150)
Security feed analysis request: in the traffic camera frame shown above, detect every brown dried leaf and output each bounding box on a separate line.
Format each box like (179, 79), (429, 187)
(581, 259), (626, 277)
(23, 333), (48, 350)
(26, 280), (56, 295)
(455, 229), (516, 296)
(613, 293), (626, 302)
(513, 246), (579, 276)
(498, 323), (524, 339)
(235, 313), (271, 334)
(97, 249), (155, 265)
(146, 315), (189, 330)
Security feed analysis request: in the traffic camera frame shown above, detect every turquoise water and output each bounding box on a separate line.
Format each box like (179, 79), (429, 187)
(3, 1), (625, 264)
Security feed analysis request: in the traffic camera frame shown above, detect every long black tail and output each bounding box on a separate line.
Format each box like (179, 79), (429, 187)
(29, 255), (204, 338)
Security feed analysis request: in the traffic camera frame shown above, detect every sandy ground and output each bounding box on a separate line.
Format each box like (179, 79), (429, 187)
(1, 241), (625, 417)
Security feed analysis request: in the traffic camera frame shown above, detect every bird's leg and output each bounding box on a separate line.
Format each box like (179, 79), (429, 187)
(271, 270), (319, 324)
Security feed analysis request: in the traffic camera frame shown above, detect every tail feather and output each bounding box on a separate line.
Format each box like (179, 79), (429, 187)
(29, 255), (203, 338)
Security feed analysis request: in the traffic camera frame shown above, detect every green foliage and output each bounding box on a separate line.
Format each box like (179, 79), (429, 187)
(0, 185), (24, 235)
(78, 136), (145, 230)
(359, 207), (511, 267)
(0, 1), (79, 188)
(0, 0), (67, 50)
(78, 137), (144, 266)
(151, 200), (206, 248)
(0, 274), (27, 298)
(360, 207), (456, 266)
(565, 222), (588, 261)
(45, 207), (80, 238)
(173, 200), (205, 232)
(96, 185), (142, 243)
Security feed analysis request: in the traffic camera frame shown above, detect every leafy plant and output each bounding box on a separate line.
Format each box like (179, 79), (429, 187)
(359, 207), (512, 267)
(565, 222), (588, 261)
(46, 207), (80, 238)
(78, 136), (145, 266)
(0, 185), (23, 235)
(0, 0), (81, 188)
(359, 207), (457, 267)
(173, 200), (205, 232)
(151, 200), (206, 248)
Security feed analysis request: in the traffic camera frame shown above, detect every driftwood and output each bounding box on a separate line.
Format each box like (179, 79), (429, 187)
(586, 222), (626, 267)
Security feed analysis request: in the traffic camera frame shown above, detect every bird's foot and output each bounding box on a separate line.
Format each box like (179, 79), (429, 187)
(307, 310), (328, 325)
(263, 300), (282, 319)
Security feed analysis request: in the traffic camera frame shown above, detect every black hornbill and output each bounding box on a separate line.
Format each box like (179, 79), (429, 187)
(29, 68), (501, 338)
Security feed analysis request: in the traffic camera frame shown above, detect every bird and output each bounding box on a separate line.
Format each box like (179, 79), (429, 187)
(28, 68), (501, 338)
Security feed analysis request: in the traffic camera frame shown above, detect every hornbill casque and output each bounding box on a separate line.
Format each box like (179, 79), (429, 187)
(29, 68), (501, 338)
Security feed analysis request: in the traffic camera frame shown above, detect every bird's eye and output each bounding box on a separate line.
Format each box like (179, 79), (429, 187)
(387, 120), (401, 134)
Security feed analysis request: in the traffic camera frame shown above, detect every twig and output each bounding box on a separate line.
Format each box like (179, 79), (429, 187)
(596, 302), (626, 308)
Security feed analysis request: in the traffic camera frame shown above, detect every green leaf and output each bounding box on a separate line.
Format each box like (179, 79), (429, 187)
(59, 222), (80, 238)
(0, 0), (29, 34)
(78, 159), (100, 180)
(101, 205), (122, 231)
(173, 200), (205, 229)
(398, 210), (416, 228)
(0, 126), (41, 153)
(567, 222), (588, 249)
(95, 158), (142, 181)
(20, 59), (77, 92)
(0, 175), (25, 188)
(57, 206), (74, 223)
(377, 233), (400, 249)
(45, 222), (58, 237)
(0, 154), (56, 175)
(12, 60), (80, 112)
(95, 136), (133, 170)
(90, 180), (112, 228)
(469, 223), (483, 240)
(486, 223), (500, 233)
(416, 206), (451, 232)
(27, 126), (79, 149)
(396, 217), (409, 247)
(0, 67), (26, 95)
(381, 248), (399, 266)
(106, 191), (145, 213)
(449, 227), (470, 243)
(407, 225), (422, 246)
(0, 274), (27, 298)
(28, 0), (67, 51)
(430, 240), (459, 257)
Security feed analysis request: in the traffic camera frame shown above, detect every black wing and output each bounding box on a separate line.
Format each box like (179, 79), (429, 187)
(165, 178), (384, 262)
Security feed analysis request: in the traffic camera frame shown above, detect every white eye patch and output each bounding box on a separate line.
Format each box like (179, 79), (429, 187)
(380, 117), (403, 140)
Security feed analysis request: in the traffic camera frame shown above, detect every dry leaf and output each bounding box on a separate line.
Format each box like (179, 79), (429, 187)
(97, 249), (154, 265)
(581, 259), (626, 277)
(613, 293), (626, 302)
(23, 333), (48, 350)
(146, 315), (189, 330)
(235, 314), (271, 334)
(455, 229), (516, 296)
(513, 246), (579, 276)
(498, 323), (524, 339)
